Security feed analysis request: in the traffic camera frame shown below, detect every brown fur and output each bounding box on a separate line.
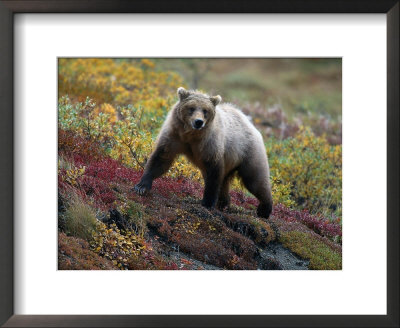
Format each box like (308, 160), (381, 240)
(134, 87), (273, 219)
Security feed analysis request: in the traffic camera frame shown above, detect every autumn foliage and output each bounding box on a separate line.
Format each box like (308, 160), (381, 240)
(58, 58), (342, 270)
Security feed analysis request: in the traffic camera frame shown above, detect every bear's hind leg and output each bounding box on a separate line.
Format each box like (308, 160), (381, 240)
(217, 175), (232, 210)
(238, 164), (273, 219)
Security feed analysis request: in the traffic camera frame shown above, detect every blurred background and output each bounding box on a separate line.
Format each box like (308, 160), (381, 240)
(154, 58), (342, 144)
(155, 59), (341, 113)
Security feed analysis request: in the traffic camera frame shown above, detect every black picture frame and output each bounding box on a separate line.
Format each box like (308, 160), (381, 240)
(0, 1), (398, 327)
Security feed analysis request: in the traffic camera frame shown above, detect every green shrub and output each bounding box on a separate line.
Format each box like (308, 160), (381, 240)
(266, 127), (341, 217)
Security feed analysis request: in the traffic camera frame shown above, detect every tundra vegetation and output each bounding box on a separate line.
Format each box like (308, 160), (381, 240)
(58, 58), (342, 270)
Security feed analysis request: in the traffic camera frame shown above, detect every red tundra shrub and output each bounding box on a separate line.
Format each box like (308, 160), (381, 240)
(58, 129), (105, 162)
(272, 203), (342, 241)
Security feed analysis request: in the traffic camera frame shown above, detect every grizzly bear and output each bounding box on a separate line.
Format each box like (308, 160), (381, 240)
(134, 87), (273, 219)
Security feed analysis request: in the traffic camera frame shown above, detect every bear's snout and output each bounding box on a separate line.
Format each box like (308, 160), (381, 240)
(193, 119), (204, 130)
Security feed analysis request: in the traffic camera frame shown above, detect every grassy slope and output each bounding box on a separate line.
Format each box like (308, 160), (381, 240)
(58, 131), (341, 271)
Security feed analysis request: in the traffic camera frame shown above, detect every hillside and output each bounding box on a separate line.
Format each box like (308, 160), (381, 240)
(58, 130), (341, 270)
(58, 58), (342, 270)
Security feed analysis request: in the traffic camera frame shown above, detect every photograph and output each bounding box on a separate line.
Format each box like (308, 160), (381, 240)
(58, 58), (342, 271)
(1, 0), (397, 325)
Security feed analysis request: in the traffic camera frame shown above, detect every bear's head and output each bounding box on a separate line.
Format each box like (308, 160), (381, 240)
(175, 87), (221, 131)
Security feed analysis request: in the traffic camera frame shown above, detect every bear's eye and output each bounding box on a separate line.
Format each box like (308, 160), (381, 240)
(188, 107), (195, 114)
(202, 109), (207, 117)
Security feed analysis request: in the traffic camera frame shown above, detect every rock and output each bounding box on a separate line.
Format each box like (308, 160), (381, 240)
(258, 255), (284, 270)
(258, 242), (309, 270)
(107, 209), (129, 230)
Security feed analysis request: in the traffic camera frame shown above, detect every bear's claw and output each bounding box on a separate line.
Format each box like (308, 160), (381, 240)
(134, 183), (150, 196)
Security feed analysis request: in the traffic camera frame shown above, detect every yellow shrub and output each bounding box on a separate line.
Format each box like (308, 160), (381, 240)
(96, 103), (118, 123)
(58, 58), (184, 108)
(91, 221), (146, 270)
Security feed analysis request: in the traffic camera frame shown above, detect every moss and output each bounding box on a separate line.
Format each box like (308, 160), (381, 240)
(279, 231), (341, 270)
(249, 217), (276, 245)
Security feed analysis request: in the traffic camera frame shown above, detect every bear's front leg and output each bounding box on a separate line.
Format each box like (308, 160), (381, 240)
(134, 145), (176, 195)
(201, 161), (223, 208)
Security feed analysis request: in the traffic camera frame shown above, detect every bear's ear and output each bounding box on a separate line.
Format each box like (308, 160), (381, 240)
(177, 87), (190, 101)
(210, 95), (222, 106)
